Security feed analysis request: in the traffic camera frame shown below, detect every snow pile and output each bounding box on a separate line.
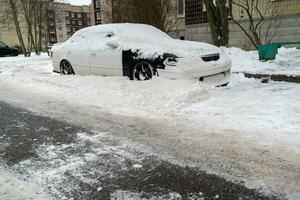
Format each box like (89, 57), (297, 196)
(0, 54), (211, 117)
(224, 47), (300, 76)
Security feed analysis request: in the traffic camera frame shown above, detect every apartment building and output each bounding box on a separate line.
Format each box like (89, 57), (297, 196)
(180, 0), (300, 49)
(92, 0), (113, 25)
(49, 2), (94, 45)
(0, 2), (93, 47)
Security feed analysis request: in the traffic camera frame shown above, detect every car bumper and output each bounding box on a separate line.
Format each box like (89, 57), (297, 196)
(52, 60), (60, 73)
(157, 61), (231, 86)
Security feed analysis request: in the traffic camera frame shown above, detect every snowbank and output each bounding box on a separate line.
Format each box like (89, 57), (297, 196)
(224, 47), (300, 76)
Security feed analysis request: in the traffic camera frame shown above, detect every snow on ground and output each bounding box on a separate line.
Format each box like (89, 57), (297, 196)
(0, 165), (49, 200)
(0, 51), (299, 151)
(223, 47), (300, 76)
(0, 48), (300, 199)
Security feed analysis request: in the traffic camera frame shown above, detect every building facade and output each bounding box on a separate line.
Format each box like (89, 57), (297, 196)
(180, 0), (300, 49)
(0, 2), (93, 47)
(92, 0), (113, 25)
(49, 2), (94, 45)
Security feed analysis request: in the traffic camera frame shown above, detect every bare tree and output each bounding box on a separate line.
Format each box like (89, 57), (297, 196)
(1, 0), (28, 56)
(1, 0), (53, 56)
(203, 0), (230, 47)
(113, 0), (177, 33)
(229, 0), (281, 48)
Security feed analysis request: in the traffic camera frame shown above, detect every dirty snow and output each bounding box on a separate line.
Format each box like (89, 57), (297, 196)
(0, 166), (49, 200)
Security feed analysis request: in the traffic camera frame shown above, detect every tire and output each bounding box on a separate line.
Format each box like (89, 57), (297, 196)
(131, 61), (154, 81)
(60, 60), (74, 75)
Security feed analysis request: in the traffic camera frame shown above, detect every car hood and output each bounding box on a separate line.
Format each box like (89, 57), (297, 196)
(113, 37), (222, 59)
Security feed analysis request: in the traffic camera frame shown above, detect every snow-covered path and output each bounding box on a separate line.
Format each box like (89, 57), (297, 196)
(0, 49), (299, 199)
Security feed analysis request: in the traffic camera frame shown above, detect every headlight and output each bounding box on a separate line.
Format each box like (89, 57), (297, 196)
(163, 57), (178, 66)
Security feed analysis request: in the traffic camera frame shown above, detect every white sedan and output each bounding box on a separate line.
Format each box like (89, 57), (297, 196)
(50, 23), (231, 86)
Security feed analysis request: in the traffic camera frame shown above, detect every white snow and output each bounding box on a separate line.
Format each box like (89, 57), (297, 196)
(54, 23), (224, 60)
(0, 166), (49, 200)
(0, 47), (300, 199)
(224, 47), (300, 76)
(0, 51), (299, 150)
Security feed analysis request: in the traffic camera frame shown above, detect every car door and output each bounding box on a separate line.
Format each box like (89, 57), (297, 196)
(64, 36), (91, 75)
(89, 32), (123, 76)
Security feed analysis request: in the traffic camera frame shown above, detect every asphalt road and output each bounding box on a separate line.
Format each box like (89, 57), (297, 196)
(0, 101), (281, 200)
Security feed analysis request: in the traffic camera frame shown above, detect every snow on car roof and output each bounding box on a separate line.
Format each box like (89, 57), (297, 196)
(63, 23), (221, 59)
(74, 23), (172, 40)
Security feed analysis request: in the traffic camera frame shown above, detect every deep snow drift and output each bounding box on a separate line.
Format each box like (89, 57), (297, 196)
(224, 47), (300, 76)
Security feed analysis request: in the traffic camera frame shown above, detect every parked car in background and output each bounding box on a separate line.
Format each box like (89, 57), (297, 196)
(0, 41), (19, 57)
(50, 23), (231, 86)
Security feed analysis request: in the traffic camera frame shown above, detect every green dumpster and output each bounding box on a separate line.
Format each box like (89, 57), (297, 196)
(258, 41), (300, 61)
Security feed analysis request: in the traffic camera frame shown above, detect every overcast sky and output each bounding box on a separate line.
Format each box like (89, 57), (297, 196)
(69, 0), (91, 5)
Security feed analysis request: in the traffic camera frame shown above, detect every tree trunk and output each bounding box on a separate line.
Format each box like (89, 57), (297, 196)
(8, 0), (27, 56)
(203, 0), (229, 47)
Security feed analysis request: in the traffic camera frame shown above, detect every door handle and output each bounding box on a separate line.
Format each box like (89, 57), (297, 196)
(91, 53), (96, 56)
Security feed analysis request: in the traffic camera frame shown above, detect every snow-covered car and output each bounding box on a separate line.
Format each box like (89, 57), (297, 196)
(50, 23), (231, 86)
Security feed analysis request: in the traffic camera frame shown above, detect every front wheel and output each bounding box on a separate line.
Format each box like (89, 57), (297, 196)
(60, 60), (74, 75)
(131, 62), (153, 81)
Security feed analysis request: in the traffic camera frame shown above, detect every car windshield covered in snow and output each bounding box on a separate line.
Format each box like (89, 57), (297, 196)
(69, 24), (172, 44)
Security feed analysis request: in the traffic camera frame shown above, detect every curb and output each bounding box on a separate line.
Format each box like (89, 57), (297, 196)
(234, 72), (300, 83)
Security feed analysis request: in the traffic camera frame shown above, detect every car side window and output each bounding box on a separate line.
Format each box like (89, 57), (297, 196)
(0, 42), (7, 48)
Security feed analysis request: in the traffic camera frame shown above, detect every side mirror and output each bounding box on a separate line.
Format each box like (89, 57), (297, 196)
(106, 41), (119, 49)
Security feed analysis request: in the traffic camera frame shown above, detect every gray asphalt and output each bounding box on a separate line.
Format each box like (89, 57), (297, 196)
(0, 101), (281, 200)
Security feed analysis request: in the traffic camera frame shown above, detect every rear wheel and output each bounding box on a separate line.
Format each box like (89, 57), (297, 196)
(131, 62), (153, 81)
(60, 60), (74, 75)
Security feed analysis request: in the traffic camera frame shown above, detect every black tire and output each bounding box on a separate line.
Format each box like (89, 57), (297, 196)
(131, 61), (154, 81)
(60, 60), (74, 75)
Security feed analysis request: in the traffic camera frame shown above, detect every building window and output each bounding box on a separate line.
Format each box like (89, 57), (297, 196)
(185, 0), (208, 25)
(96, 12), (101, 20)
(105, 9), (110, 17)
(78, 20), (82, 25)
(65, 12), (69, 17)
(78, 13), (82, 18)
(71, 13), (75, 18)
(95, 0), (100, 8)
(177, 0), (185, 17)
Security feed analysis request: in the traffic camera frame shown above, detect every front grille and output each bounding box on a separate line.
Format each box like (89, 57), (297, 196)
(201, 53), (220, 62)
